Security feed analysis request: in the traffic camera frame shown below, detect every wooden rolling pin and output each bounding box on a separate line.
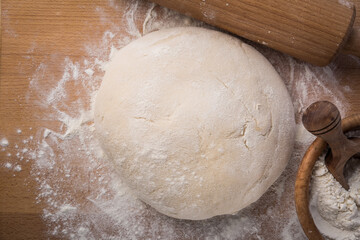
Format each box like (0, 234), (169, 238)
(149, 0), (360, 66)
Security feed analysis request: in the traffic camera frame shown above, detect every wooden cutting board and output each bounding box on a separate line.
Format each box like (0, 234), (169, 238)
(0, 0), (360, 239)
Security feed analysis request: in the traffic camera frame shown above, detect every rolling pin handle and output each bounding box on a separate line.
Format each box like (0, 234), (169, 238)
(342, 28), (360, 58)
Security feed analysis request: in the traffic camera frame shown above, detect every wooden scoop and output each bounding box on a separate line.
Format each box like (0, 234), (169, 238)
(295, 109), (360, 240)
(302, 101), (360, 190)
(149, 0), (359, 66)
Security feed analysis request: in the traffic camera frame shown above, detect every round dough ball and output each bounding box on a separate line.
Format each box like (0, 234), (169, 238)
(95, 27), (295, 220)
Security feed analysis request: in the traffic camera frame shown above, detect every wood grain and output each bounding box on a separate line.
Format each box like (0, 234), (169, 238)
(302, 101), (360, 190)
(342, 28), (360, 58)
(150, 0), (356, 66)
(294, 137), (327, 240)
(0, 1), (131, 239)
(0, 0), (360, 239)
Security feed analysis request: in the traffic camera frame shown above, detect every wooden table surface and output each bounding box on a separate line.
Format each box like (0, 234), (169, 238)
(1, 0), (359, 239)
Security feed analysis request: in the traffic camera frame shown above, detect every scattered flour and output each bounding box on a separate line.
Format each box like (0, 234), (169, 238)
(2, 0), (358, 239)
(13, 165), (22, 172)
(338, 0), (354, 8)
(0, 138), (9, 147)
(4, 162), (12, 169)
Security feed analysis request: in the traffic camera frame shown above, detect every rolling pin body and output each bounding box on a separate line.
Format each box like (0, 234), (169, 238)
(150, 0), (357, 66)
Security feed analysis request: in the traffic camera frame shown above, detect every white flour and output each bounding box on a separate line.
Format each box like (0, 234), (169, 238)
(338, 0), (354, 8)
(1, 137), (9, 147)
(1, 0), (357, 239)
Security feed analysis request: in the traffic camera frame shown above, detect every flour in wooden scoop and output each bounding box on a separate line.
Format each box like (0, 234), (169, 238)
(310, 130), (360, 240)
(1, 0), (356, 239)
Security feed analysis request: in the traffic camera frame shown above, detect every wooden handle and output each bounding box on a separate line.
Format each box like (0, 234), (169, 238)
(302, 101), (346, 146)
(302, 101), (360, 190)
(149, 0), (356, 66)
(342, 27), (360, 58)
(302, 101), (350, 189)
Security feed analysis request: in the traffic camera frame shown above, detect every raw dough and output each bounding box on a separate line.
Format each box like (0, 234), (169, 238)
(95, 27), (295, 220)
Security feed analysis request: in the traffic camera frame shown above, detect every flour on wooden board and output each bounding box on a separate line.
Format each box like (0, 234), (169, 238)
(338, 0), (354, 8)
(1, 137), (9, 147)
(1, 0), (357, 239)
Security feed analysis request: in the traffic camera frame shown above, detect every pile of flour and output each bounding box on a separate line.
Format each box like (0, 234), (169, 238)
(2, 0), (358, 239)
(310, 147), (360, 239)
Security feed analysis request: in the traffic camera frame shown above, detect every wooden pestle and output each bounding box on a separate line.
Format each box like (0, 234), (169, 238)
(149, 0), (359, 66)
(302, 101), (360, 190)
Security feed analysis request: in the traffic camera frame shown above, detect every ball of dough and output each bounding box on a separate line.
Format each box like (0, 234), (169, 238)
(95, 27), (295, 220)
